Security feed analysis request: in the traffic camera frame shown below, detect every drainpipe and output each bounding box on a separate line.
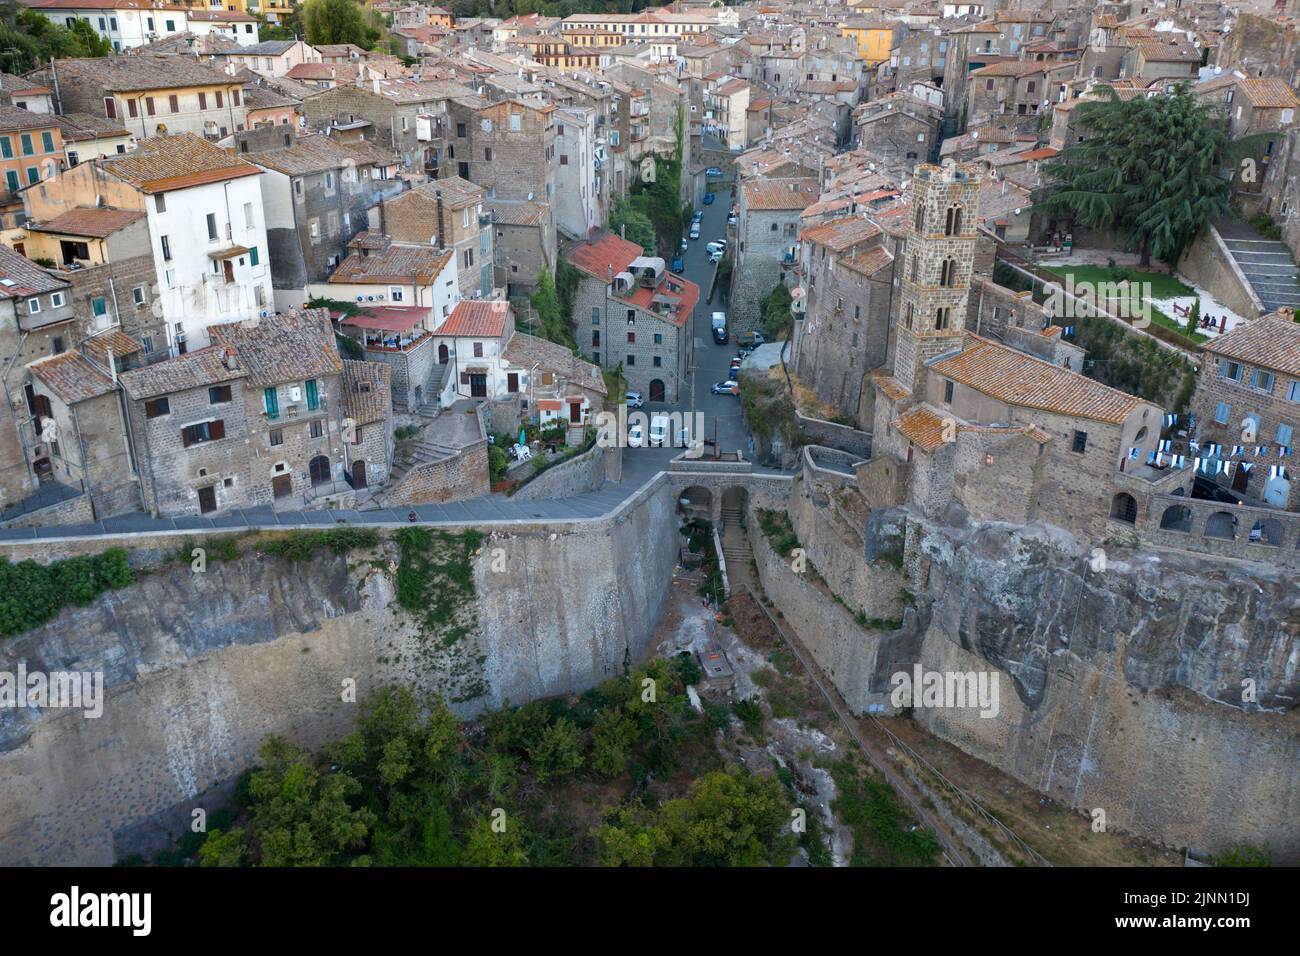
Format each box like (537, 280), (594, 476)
(70, 403), (95, 516)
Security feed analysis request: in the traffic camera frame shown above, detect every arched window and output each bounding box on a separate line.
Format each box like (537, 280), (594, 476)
(1109, 493), (1137, 524)
(914, 203), (925, 233)
(944, 204), (963, 236)
(910, 253), (918, 280)
(905, 302), (914, 329)
(940, 258), (958, 287)
(935, 307), (951, 330)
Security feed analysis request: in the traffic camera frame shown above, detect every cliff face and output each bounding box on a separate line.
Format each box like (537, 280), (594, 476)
(773, 474), (1299, 859)
(0, 484), (682, 865)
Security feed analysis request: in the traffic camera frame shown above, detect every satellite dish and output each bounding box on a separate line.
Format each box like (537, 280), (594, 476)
(527, 192), (534, 200)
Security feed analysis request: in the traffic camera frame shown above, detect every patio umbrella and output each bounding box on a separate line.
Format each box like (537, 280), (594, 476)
(520, 428), (526, 448)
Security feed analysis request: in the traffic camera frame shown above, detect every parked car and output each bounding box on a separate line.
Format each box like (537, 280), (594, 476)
(625, 390), (644, 409)
(711, 380), (739, 395)
(627, 421), (644, 447)
(689, 223), (701, 240)
(727, 211), (738, 225)
(671, 256), (684, 273)
(706, 239), (727, 255)
(703, 191), (715, 205)
(680, 238), (688, 252)
(708, 249), (723, 264)
(692, 210), (703, 222)
(705, 166), (723, 177)
(648, 415), (670, 447)
(737, 330), (765, 349)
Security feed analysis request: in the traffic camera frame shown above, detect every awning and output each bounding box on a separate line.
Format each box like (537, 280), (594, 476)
(340, 306), (428, 332)
(537, 400), (563, 411)
(207, 245), (250, 260)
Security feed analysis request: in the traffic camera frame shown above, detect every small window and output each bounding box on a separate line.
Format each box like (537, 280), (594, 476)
(1278, 422), (1294, 447)
(473, 342), (484, 358)
(145, 397), (171, 418)
(1214, 401), (1230, 424)
(209, 385), (232, 404)
(50, 292), (65, 308)
(269, 428), (283, 446)
(1220, 360), (1242, 382)
(26, 297), (39, 314)
(943, 380), (954, 404)
(1251, 369), (1274, 393)
(626, 355), (635, 367)
(310, 420), (324, 439)
(206, 213), (218, 241)
(132, 286), (147, 306)
(1287, 380), (1300, 404)
(1072, 430), (1088, 453)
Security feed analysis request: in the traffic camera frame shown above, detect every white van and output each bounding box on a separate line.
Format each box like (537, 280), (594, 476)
(648, 415), (670, 447)
(706, 240), (727, 256)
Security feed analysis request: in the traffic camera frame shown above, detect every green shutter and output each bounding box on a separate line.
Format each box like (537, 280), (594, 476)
(249, 246), (259, 266)
(41, 132), (54, 153)
(20, 133), (32, 156)
(5, 171), (17, 192)
(305, 379), (319, 410)
(0, 137), (11, 159)
(264, 387), (279, 419)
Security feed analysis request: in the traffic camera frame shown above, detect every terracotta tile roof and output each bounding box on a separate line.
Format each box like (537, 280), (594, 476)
(485, 199), (548, 226)
(327, 245), (454, 285)
(243, 85), (301, 111)
(970, 60), (1062, 78)
(100, 134), (261, 194)
(82, 330), (143, 365)
(801, 216), (882, 251)
(28, 352), (116, 405)
(742, 177), (820, 211)
(873, 371), (909, 401)
(842, 244), (893, 276)
(0, 105), (60, 134)
(1130, 36), (1199, 62)
(288, 62), (358, 82)
(502, 330), (607, 395)
(1237, 77), (1300, 109)
(1202, 314), (1300, 377)
(245, 134), (382, 176)
(566, 231), (643, 278)
(929, 336), (1143, 424)
(893, 404), (949, 452)
(54, 111), (130, 141)
(210, 307), (342, 388)
(120, 346), (244, 400)
(439, 300), (512, 338)
(341, 359), (392, 426)
(0, 72), (50, 95)
(30, 207), (145, 239)
(0, 244), (67, 298)
(51, 56), (241, 93)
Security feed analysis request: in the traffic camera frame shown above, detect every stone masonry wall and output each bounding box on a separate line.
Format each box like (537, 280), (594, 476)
(386, 440), (488, 505)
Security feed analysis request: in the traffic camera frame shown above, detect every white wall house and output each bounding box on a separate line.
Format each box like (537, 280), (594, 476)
(146, 171), (275, 353)
(308, 244), (460, 329)
(554, 106), (603, 241)
(27, 1), (191, 51)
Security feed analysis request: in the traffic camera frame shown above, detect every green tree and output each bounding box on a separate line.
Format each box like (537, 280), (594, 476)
(461, 813), (530, 866)
(1040, 84), (1259, 267)
(609, 197), (656, 253)
(590, 707), (638, 778)
(528, 267), (575, 348)
(245, 737), (375, 866)
(528, 716), (584, 782)
(197, 828), (249, 867)
(301, 0), (378, 48)
(1214, 844), (1271, 866)
(596, 770), (792, 866)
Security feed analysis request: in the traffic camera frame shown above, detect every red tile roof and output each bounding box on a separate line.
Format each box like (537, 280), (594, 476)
(438, 299), (511, 337)
(566, 231), (643, 278)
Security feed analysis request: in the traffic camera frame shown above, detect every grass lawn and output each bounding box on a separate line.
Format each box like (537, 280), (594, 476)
(1045, 265), (1207, 342)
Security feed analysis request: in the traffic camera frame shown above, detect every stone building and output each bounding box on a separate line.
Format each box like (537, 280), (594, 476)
(339, 358), (393, 492)
(565, 231), (696, 404)
(380, 176), (493, 299)
(791, 216), (895, 424)
(852, 92), (942, 175)
(729, 177), (819, 333)
(242, 129), (402, 310)
(1190, 312), (1300, 512)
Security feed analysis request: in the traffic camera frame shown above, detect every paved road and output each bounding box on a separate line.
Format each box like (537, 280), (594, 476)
(636, 170), (751, 459)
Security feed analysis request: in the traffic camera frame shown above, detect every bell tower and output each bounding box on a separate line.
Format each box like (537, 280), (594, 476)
(892, 161), (979, 394)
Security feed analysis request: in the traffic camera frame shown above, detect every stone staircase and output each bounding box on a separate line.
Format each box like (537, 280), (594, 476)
(388, 436), (461, 485)
(720, 505), (753, 590)
(1215, 220), (1300, 313)
(413, 364), (446, 416)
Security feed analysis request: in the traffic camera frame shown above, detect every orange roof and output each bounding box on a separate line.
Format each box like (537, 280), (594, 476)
(893, 405), (949, 452)
(801, 216), (881, 251)
(874, 371), (909, 401)
(930, 336), (1143, 424)
(439, 300), (511, 337)
(566, 231), (643, 278)
(1237, 77), (1300, 109)
(1014, 147), (1059, 162)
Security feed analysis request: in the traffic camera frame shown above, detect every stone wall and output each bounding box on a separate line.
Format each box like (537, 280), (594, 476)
(510, 442), (606, 501)
(0, 479), (686, 865)
(795, 409), (872, 458)
(386, 440), (489, 505)
(1178, 226), (1265, 319)
(0, 490), (94, 529)
(757, 490), (1300, 859)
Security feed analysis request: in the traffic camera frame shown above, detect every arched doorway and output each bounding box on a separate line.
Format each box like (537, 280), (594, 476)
(309, 455), (331, 486)
(1109, 492), (1137, 524)
(351, 459), (367, 488)
(649, 378), (665, 402)
(438, 343), (449, 364)
(1204, 511), (1237, 540)
(678, 485), (712, 521)
(721, 486), (748, 526)
(1159, 504), (1192, 532)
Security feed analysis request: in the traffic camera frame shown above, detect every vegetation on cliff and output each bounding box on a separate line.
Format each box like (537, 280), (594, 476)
(136, 656), (796, 867)
(0, 549), (133, 637)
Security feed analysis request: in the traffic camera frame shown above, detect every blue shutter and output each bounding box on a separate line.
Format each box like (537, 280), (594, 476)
(264, 387), (279, 419)
(305, 379), (319, 410)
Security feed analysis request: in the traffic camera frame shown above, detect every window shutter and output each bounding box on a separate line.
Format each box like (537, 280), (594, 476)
(210, 419), (225, 441)
(305, 378), (319, 410)
(181, 425), (192, 448)
(264, 387), (279, 418)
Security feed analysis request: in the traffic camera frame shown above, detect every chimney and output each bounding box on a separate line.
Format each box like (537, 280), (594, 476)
(435, 189), (445, 248)
(224, 347), (239, 371)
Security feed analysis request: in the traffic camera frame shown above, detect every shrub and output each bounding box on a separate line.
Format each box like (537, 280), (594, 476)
(0, 548), (135, 637)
